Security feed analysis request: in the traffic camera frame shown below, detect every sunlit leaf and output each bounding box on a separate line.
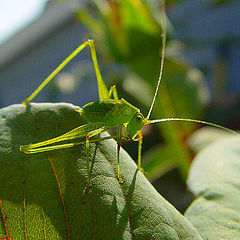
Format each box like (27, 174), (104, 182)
(0, 103), (202, 239)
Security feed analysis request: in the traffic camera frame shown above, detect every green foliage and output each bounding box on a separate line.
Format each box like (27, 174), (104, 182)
(0, 103), (203, 239)
(1, 1), (239, 238)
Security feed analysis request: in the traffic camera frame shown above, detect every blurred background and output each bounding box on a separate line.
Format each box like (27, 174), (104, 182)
(0, 0), (239, 212)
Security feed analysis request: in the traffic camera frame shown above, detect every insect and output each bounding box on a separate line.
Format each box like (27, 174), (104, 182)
(20, 11), (237, 186)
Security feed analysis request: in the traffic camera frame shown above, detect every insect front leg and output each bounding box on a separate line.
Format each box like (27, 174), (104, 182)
(117, 143), (121, 182)
(116, 125), (123, 182)
(85, 134), (91, 184)
(137, 131), (143, 172)
(130, 130), (144, 173)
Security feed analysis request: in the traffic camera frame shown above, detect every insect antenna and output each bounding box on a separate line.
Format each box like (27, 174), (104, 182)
(146, 3), (167, 120)
(144, 3), (238, 136)
(148, 118), (239, 135)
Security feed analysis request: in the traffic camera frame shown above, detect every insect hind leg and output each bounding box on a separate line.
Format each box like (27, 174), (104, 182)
(22, 39), (109, 104)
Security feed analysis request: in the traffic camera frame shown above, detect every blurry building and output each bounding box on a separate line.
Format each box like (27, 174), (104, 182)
(0, 0), (239, 109)
(0, 1), (98, 108)
(168, 0), (240, 104)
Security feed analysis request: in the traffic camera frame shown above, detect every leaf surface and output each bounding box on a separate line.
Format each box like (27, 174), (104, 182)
(185, 136), (240, 239)
(0, 103), (202, 239)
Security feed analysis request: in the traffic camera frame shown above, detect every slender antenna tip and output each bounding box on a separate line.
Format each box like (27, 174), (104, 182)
(146, 19), (167, 120)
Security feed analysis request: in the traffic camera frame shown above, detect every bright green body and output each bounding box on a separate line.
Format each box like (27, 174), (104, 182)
(81, 98), (145, 139)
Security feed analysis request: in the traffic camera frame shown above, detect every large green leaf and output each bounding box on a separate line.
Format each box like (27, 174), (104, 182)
(185, 136), (240, 239)
(0, 103), (202, 239)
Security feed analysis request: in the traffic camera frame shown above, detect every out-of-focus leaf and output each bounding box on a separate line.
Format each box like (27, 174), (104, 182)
(0, 103), (202, 239)
(185, 136), (240, 239)
(187, 126), (234, 153)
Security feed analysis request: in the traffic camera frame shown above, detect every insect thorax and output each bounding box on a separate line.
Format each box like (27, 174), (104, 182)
(81, 98), (139, 126)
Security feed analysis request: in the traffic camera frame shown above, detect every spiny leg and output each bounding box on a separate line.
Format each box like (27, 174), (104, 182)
(84, 126), (125, 185)
(137, 131), (144, 172)
(83, 125), (126, 194)
(86, 135), (91, 184)
(85, 134), (101, 184)
(83, 134), (94, 197)
(116, 125), (123, 182)
(22, 39), (109, 104)
(83, 139), (100, 197)
(117, 143), (121, 182)
(89, 138), (99, 181)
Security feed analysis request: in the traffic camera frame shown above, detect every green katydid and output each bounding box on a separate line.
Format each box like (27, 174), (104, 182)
(20, 15), (237, 185)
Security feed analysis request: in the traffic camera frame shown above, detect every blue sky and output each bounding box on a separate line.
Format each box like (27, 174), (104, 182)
(0, 0), (49, 44)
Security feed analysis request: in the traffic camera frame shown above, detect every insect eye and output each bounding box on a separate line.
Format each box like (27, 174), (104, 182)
(136, 114), (142, 121)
